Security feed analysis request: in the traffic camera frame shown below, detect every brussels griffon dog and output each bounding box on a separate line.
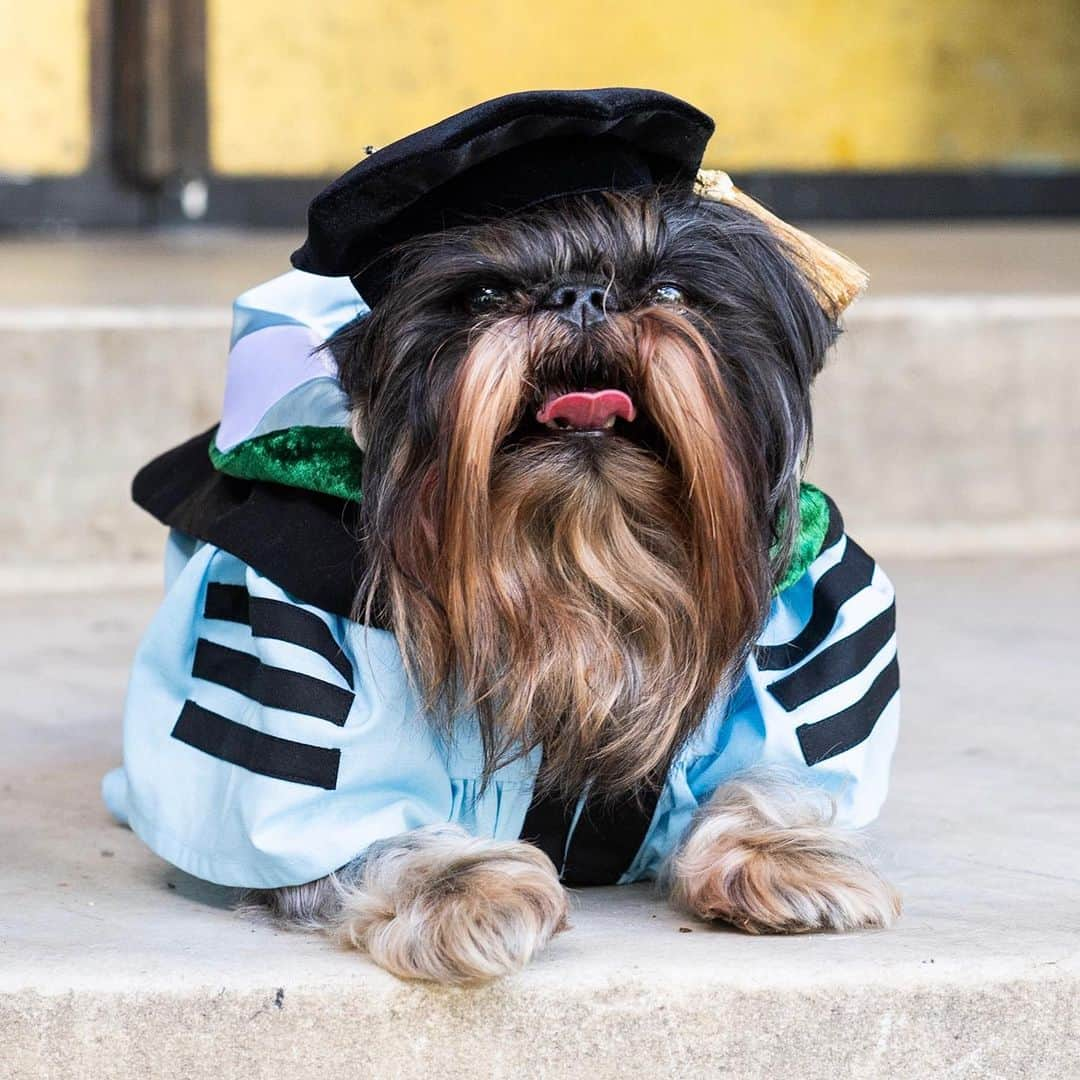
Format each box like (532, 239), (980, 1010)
(111, 90), (900, 986)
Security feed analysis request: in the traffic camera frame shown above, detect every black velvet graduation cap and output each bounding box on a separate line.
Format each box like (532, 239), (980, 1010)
(290, 88), (715, 304)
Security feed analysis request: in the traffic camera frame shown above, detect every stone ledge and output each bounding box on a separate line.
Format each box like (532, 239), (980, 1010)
(2, 223), (1077, 306)
(6, 971), (1077, 1080)
(3, 558), (1079, 1078)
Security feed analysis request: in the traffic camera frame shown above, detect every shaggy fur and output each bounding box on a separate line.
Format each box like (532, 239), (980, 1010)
(248, 827), (567, 984)
(669, 770), (901, 933)
(249, 189), (897, 982)
(331, 190), (833, 798)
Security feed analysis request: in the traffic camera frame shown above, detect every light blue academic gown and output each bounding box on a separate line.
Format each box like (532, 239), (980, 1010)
(103, 272), (900, 890)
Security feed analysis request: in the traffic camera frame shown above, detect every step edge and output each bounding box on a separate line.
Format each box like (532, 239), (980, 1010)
(2, 519), (1078, 596)
(0, 294), (1079, 330)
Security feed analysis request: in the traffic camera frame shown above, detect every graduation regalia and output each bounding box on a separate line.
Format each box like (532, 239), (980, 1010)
(104, 267), (899, 890)
(104, 88), (898, 891)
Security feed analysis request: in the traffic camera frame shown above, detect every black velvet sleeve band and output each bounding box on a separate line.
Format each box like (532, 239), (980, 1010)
(132, 428), (367, 619)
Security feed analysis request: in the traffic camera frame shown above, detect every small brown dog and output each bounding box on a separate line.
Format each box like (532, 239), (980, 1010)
(110, 89), (900, 985)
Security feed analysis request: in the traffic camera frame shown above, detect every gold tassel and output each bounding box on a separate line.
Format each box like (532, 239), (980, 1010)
(695, 170), (868, 318)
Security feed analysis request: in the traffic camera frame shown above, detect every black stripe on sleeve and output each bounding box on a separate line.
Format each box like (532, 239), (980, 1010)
(171, 700), (340, 789)
(797, 654), (900, 766)
(203, 584), (354, 689)
(756, 539), (877, 672)
(192, 639), (354, 726)
(248, 597), (354, 689)
(204, 583), (250, 624)
(765, 602), (897, 712)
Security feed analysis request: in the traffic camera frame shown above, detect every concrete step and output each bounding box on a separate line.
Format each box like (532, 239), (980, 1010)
(3, 557), (1078, 1079)
(2, 224), (1079, 576)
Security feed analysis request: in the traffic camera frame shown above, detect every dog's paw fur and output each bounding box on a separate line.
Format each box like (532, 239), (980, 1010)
(333, 825), (568, 984)
(668, 772), (900, 934)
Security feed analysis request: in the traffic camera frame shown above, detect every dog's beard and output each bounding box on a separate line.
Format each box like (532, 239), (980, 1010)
(364, 308), (770, 798)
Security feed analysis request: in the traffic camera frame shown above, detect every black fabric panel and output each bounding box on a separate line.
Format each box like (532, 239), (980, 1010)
(519, 792), (576, 875)
(559, 786), (663, 886)
(520, 782), (662, 886)
(797, 654), (900, 766)
(171, 700), (340, 789)
(203, 583), (250, 624)
(203, 582), (354, 688)
(766, 603), (897, 712)
(132, 428), (368, 620)
(756, 538), (876, 672)
(192, 639), (354, 726)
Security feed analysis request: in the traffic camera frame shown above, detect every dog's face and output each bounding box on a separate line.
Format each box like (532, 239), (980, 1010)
(332, 190), (836, 796)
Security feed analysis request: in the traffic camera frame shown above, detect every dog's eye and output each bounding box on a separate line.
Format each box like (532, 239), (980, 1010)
(465, 285), (509, 314)
(649, 283), (686, 306)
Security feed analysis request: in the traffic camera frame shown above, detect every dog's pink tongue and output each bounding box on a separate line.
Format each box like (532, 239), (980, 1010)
(536, 389), (636, 430)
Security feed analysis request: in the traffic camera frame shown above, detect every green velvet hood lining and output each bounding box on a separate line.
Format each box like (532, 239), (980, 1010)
(210, 426), (363, 504)
(210, 426), (830, 592)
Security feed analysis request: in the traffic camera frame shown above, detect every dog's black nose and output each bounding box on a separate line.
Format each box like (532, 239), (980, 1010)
(540, 280), (609, 328)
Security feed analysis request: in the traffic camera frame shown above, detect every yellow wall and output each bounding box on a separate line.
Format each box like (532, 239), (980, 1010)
(207, 0), (1080, 176)
(2, 0), (1076, 180)
(0, 0), (91, 175)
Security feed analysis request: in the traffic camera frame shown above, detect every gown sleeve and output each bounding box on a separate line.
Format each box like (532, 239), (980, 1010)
(104, 534), (459, 889)
(623, 526), (900, 882)
(705, 525), (900, 825)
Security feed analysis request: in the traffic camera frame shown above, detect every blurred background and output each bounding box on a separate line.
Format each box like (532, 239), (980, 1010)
(4, 5), (1080, 1059)
(0, 0), (1078, 583)
(2, 0), (1077, 225)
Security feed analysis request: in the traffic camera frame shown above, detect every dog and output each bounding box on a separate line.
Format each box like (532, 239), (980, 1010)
(108, 89), (900, 985)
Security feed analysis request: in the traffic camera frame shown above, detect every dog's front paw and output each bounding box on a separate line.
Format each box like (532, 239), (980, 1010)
(334, 825), (568, 984)
(669, 773), (900, 934)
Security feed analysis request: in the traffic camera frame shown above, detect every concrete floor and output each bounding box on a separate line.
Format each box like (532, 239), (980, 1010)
(2, 557), (1078, 1078)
